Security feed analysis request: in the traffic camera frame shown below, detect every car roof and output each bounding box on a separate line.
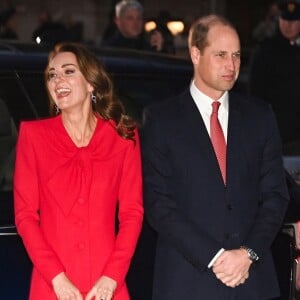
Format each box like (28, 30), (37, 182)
(0, 40), (193, 76)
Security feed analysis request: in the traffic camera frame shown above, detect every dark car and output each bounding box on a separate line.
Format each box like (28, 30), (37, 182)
(0, 41), (298, 300)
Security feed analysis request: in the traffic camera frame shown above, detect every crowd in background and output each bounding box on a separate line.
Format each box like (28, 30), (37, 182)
(0, 1), (184, 55)
(0, 0), (299, 145)
(0, 1), (297, 55)
(0, 5), (84, 45)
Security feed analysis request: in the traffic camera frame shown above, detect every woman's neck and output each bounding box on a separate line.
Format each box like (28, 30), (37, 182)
(62, 111), (97, 147)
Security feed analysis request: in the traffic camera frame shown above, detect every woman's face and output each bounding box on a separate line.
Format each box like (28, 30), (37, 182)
(46, 51), (93, 113)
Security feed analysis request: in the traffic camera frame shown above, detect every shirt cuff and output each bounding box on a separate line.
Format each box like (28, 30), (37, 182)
(208, 248), (225, 268)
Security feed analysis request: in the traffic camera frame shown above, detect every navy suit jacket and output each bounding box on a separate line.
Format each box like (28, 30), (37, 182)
(141, 89), (289, 300)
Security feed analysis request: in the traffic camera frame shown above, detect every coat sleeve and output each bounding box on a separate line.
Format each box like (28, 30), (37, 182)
(243, 106), (290, 256)
(102, 130), (143, 289)
(14, 122), (65, 285)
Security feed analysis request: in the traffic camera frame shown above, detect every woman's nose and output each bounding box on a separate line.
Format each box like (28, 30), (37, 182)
(54, 73), (65, 81)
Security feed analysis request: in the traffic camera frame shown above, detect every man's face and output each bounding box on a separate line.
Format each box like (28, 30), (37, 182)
(115, 8), (144, 38)
(190, 24), (241, 100)
(279, 17), (300, 41)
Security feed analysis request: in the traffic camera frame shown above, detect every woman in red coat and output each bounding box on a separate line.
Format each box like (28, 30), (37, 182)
(14, 43), (143, 300)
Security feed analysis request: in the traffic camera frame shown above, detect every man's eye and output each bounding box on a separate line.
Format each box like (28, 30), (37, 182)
(216, 52), (225, 57)
(233, 53), (241, 59)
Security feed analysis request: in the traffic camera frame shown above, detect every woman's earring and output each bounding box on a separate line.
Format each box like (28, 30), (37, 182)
(91, 92), (97, 103)
(55, 104), (60, 114)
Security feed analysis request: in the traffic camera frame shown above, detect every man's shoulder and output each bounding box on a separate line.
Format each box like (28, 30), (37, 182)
(148, 88), (189, 110)
(229, 91), (271, 113)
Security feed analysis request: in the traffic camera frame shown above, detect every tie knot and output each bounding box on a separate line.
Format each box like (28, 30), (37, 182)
(212, 101), (221, 113)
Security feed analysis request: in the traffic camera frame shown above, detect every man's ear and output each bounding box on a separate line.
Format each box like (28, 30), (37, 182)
(190, 46), (200, 65)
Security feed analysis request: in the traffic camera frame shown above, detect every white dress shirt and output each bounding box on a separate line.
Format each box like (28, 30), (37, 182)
(190, 80), (229, 142)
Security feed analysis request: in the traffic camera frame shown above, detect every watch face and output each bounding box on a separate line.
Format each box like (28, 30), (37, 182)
(249, 249), (259, 261)
(241, 246), (259, 262)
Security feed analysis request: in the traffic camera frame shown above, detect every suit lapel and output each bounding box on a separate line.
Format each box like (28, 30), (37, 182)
(226, 93), (243, 188)
(176, 91), (225, 184)
(176, 91), (246, 188)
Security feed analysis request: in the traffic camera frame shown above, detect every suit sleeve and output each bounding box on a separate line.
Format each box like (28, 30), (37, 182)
(141, 108), (223, 271)
(14, 123), (65, 285)
(102, 130), (144, 289)
(243, 106), (289, 256)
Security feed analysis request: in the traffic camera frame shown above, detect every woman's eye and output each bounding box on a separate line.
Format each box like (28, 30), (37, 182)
(48, 73), (56, 80)
(65, 69), (75, 75)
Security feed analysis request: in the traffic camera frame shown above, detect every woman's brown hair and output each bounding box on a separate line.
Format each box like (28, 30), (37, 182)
(45, 42), (136, 141)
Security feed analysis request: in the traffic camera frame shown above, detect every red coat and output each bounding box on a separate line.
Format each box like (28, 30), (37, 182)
(14, 115), (143, 299)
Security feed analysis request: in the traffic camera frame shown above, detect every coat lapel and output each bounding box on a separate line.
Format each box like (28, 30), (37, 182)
(176, 91), (225, 184)
(176, 91), (246, 188)
(226, 93), (243, 189)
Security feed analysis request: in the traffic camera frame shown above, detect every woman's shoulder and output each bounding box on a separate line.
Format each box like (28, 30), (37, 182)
(19, 116), (60, 140)
(92, 117), (137, 154)
(20, 116), (58, 129)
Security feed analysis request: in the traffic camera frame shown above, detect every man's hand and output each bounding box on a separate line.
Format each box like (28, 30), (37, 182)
(52, 272), (83, 300)
(212, 248), (251, 287)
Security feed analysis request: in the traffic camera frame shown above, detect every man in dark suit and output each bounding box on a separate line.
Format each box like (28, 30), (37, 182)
(248, 1), (300, 146)
(141, 15), (289, 300)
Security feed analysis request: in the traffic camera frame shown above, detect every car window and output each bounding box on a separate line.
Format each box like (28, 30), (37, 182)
(0, 74), (38, 127)
(18, 71), (50, 119)
(113, 73), (190, 123)
(0, 97), (16, 191)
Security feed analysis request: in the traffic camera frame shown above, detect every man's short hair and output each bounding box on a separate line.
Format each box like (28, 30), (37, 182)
(188, 14), (236, 51)
(115, 0), (144, 18)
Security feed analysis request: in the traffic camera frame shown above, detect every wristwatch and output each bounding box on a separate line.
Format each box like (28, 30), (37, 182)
(240, 246), (259, 262)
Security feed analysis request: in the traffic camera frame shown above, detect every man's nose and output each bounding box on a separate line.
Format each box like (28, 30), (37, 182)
(225, 56), (235, 70)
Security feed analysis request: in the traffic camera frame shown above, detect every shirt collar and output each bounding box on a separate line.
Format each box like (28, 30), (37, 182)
(290, 36), (300, 46)
(190, 80), (229, 113)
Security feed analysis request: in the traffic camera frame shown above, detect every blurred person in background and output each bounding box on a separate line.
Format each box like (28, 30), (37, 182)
(248, 1), (300, 147)
(0, 7), (18, 40)
(14, 42), (143, 300)
(252, 2), (280, 42)
(102, 0), (171, 53)
(150, 10), (175, 54)
(32, 10), (71, 45)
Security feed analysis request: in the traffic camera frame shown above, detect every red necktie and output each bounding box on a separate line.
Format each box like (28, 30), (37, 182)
(210, 101), (227, 184)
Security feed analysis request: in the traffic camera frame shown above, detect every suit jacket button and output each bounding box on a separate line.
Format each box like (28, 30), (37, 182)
(78, 198), (85, 204)
(75, 219), (84, 227)
(78, 242), (85, 250)
(227, 204), (233, 210)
